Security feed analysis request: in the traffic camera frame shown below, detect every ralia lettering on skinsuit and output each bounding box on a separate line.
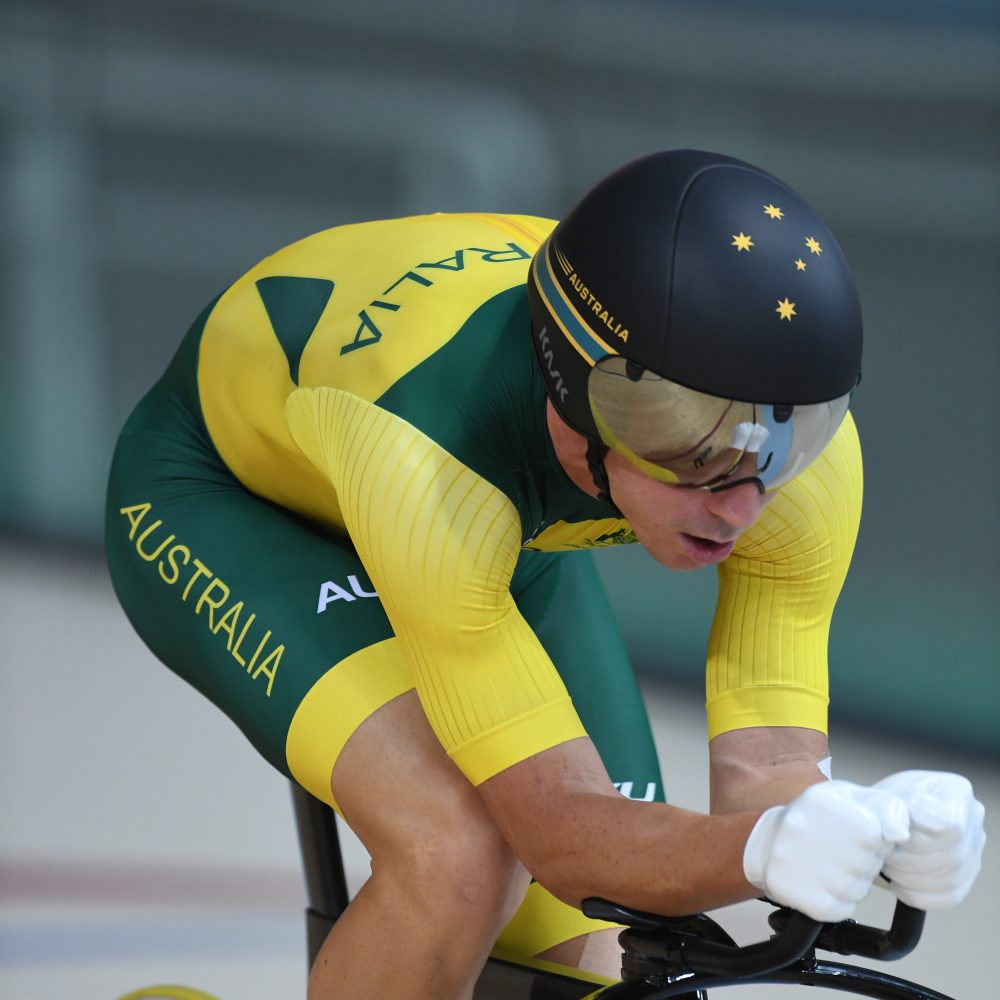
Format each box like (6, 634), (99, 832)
(118, 503), (284, 697)
(317, 576), (378, 613)
(341, 242), (531, 356)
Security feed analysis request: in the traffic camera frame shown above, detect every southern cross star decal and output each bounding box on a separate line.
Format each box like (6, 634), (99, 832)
(727, 207), (829, 323)
(776, 297), (797, 321)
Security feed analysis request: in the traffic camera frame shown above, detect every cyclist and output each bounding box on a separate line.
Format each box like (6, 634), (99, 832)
(106, 150), (985, 1000)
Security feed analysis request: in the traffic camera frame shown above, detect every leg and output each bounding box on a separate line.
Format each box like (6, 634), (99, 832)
(308, 689), (530, 1000)
(106, 409), (399, 779)
(107, 401), (527, 999)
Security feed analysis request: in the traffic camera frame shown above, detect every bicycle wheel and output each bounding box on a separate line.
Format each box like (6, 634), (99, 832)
(114, 988), (222, 1000)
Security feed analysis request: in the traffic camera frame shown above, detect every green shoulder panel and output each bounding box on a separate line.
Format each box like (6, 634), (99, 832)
(374, 287), (634, 549)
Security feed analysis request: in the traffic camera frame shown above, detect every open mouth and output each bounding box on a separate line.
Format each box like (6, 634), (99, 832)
(679, 533), (736, 565)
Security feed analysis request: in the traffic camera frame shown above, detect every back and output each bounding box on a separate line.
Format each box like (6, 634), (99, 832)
(195, 212), (557, 531)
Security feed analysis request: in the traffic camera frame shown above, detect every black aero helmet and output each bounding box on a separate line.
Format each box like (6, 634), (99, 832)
(527, 149), (862, 497)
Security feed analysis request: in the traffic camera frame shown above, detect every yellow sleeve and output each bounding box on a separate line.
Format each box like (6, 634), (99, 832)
(285, 386), (586, 784)
(706, 412), (863, 739)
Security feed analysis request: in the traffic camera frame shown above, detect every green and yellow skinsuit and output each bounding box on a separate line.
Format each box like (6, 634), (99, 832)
(106, 212), (861, 964)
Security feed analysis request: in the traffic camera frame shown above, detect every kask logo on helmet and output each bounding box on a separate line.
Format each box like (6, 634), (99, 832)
(534, 324), (569, 404)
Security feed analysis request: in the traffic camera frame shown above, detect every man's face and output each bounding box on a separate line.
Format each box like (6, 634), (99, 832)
(605, 449), (775, 570)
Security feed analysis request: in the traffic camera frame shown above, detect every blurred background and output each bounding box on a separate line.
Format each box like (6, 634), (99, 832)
(1, 0), (997, 997)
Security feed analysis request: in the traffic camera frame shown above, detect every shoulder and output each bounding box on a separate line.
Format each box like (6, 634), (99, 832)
(731, 411), (862, 567)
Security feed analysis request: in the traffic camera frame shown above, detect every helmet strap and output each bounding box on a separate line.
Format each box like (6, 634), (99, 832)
(585, 438), (623, 516)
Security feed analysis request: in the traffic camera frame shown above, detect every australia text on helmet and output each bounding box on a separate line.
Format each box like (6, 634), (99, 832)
(554, 242), (631, 345)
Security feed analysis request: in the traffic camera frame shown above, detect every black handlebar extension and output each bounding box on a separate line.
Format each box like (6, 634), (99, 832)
(770, 900), (926, 962)
(582, 897), (925, 979)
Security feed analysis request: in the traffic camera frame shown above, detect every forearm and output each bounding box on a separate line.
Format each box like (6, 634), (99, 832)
(525, 792), (761, 915)
(479, 738), (760, 916)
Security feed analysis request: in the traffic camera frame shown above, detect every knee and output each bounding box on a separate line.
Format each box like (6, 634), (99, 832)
(374, 788), (529, 931)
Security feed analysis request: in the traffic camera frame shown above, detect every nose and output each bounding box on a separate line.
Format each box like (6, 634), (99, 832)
(704, 480), (767, 532)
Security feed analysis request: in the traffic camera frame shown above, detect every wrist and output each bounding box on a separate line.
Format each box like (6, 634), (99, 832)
(742, 805), (784, 892)
(638, 808), (766, 915)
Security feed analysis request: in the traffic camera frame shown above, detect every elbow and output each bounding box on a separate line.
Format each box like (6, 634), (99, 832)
(524, 852), (594, 910)
(529, 855), (703, 917)
(502, 818), (600, 909)
(516, 821), (629, 911)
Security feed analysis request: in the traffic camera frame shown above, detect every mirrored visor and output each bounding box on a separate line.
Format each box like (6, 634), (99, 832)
(588, 356), (851, 492)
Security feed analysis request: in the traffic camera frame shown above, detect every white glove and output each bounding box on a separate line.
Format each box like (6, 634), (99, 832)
(743, 780), (910, 923)
(872, 770), (986, 910)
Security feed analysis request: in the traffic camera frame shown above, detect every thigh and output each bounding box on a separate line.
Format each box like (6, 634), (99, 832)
(330, 689), (520, 872)
(106, 382), (408, 805)
(511, 549), (665, 803)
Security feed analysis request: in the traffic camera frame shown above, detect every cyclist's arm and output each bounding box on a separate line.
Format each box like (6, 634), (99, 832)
(285, 386), (588, 781)
(705, 415), (862, 813)
(480, 735), (761, 916)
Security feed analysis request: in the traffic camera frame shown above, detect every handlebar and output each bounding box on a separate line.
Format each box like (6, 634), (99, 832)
(771, 900), (926, 962)
(582, 897), (926, 980)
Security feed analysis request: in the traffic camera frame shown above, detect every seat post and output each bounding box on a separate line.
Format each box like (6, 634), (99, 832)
(291, 783), (351, 969)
